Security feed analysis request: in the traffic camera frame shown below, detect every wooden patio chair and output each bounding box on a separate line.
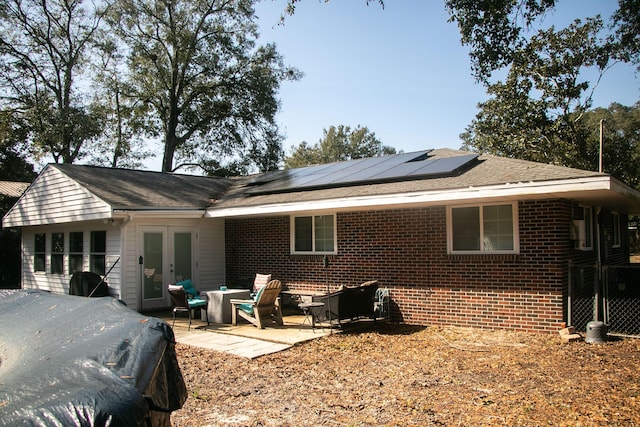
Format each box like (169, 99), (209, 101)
(168, 284), (209, 331)
(230, 279), (283, 329)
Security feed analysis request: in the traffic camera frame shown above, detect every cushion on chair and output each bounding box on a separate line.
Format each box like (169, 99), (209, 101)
(177, 279), (199, 298)
(253, 274), (271, 293)
(237, 285), (266, 315)
(187, 298), (207, 308)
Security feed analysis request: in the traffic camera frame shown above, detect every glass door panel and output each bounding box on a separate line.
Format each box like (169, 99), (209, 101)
(143, 232), (164, 301)
(173, 232), (192, 282)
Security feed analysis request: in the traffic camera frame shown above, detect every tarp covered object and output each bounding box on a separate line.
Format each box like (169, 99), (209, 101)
(0, 290), (187, 426)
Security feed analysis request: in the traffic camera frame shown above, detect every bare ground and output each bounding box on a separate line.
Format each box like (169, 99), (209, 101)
(171, 323), (640, 426)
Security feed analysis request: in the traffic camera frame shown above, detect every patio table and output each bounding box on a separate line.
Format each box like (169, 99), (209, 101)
(203, 289), (251, 324)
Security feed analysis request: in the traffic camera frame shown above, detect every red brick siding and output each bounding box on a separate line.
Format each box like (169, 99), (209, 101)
(225, 199), (628, 333)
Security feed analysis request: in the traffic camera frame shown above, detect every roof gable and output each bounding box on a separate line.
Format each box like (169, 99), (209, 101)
(3, 166), (112, 227)
(3, 164), (234, 227)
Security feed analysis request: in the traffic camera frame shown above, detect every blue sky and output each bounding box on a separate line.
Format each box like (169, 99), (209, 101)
(254, 0), (640, 157)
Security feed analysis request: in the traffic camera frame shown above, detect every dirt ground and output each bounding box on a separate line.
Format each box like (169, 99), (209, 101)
(171, 323), (640, 426)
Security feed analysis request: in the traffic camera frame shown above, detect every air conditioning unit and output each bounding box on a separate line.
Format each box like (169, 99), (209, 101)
(571, 219), (586, 249)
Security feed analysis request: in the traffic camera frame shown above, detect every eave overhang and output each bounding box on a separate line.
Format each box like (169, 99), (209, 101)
(205, 176), (640, 218)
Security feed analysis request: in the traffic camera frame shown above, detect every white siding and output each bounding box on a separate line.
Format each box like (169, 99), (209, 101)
(3, 166), (111, 227)
(120, 220), (140, 308)
(117, 217), (226, 309)
(18, 214), (226, 311)
(21, 222), (123, 295)
(198, 218), (226, 291)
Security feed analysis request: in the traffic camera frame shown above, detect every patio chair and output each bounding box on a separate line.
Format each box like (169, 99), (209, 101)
(230, 279), (283, 329)
(251, 273), (272, 296)
(168, 284), (209, 331)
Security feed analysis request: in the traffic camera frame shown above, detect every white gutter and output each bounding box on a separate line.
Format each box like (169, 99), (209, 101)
(206, 175), (638, 218)
(113, 209), (206, 220)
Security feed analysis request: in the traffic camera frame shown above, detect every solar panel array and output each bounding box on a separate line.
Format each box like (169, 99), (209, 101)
(246, 150), (479, 195)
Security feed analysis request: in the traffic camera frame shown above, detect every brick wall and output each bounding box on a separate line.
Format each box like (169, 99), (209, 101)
(225, 199), (627, 333)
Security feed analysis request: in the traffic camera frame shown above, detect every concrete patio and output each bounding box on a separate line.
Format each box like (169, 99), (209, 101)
(151, 309), (336, 359)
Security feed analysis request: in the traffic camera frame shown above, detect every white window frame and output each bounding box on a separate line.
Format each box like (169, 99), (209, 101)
(290, 213), (338, 255)
(579, 205), (594, 251)
(34, 233), (46, 273)
(90, 230), (107, 275)
(50, 232), (65, 275)
(612, 212), (621, 248)
(447, 202), (519, 254)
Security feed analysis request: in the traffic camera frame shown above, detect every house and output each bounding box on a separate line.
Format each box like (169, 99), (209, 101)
(2, 166), (230, 310)
(5, 148), (640, 332)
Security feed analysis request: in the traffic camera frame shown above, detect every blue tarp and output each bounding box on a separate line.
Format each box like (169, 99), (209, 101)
(0, 290), (187, 426)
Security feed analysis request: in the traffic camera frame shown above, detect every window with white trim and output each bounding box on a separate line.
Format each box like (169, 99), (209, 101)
(291, 214), (336, 254)
(582, 206), (593, 250)
(34, 233), (46, 272)
(612, 212), (621, 248)
(90, 230), (107, 275)
(448, 203), (518, 253)
(69, 232), (84, 274)
(51, 232), (64, 274)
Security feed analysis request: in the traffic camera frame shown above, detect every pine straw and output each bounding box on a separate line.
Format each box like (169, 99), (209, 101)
(171, 323), (640, 426)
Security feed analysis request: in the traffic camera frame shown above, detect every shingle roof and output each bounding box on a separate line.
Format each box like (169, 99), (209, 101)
(48, 148), (635, 215)
(0, 181), (30, 198)
(53, 164), (233, 210)
(210, 148), (604, 210)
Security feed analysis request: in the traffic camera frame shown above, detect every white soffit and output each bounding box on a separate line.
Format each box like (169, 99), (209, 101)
(205, 176), (640, 218)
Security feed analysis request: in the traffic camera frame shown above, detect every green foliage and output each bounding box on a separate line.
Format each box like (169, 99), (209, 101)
(612, 0), (640, 70)
(89, 37), (153, 169)
(581, 102), (640, 188)
(284, 125), (396, 169)
(108, 0), (300, 173)
(445, 0), (557, 83)
(0, 110), (36, 181)
(461, 17), (614, 170)
(445, 0), (638, 83)
(0, 0), (109, 164)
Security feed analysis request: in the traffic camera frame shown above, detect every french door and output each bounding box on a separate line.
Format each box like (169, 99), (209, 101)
(140, 226), (196, 311)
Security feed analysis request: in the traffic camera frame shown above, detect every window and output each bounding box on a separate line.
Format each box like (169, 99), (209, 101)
(448, 203), (518, 253)
(584, 207), (593, 249)
(90, 230), (106, 275)
(291, 214), (336, 254)
(581, 206), (593, 250)
(51, 233), (64, 274)
(612, 212), (621, 248)
(34, 233), (46, 272)
(69, 232), (84, 273)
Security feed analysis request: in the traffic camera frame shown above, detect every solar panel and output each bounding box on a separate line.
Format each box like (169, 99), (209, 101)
(246, 150), (478, 195)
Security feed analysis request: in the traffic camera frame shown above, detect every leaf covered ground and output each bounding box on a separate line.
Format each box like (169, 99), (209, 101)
(171, 323), (640, 426)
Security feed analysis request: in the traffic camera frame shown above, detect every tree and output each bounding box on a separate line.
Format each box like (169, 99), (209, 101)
(445, 0), (639, 83)
(0, 109), (36, 289)
(108, 0), (300, 173)
(89, 38), (153, 169)
(284, 125), (396, 168)
(460, 17), (613, 170)
(0, 0), (110, 164)
(582, 102), (640, 188)
(612, 0), (640, 71)
(0, 109), (36, 181)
